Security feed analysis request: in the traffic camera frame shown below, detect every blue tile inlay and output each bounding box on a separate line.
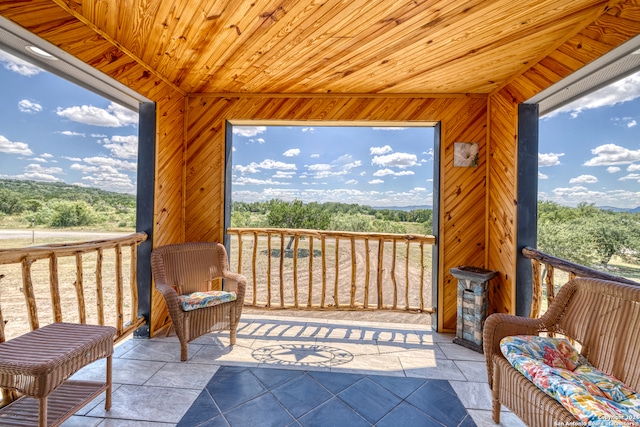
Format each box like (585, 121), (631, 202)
(179, 366), (476, 426)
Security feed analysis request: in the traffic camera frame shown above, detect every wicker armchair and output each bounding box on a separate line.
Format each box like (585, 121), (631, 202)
(151, 242), (246, 361)
(483, 277), (640, 426)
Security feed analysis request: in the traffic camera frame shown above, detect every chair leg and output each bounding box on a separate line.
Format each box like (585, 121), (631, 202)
(180, 341), (188, 361)
(230, 304), (237, 345)
(492, 363), (501, 424)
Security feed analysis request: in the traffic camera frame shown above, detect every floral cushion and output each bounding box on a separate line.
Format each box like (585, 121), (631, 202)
(178, 291), (237, 311)
(500, 335), (640, 426)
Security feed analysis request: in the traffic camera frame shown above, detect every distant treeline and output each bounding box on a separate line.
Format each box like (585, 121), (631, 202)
(232, 200), (434, 235)
(0, 179), (136, 229)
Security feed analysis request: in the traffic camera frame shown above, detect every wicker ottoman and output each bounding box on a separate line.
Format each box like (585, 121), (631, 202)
(0, 322), (116, 427)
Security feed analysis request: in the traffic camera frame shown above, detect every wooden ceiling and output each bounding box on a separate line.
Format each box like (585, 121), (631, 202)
(54, 0), (617, 95)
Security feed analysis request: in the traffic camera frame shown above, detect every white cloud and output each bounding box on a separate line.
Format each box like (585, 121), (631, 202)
(41, 153), (54, 158)
(539, 172), (548, 179)
(372, 152), (417, 168)
(310, 153), (320, 158)
(545, 71), (640, 118)
(538, 152), (564, 167)
(541, 186), (640, 208)
(233, 176), (289, 186)
(373, 127), (406, 131)
(0, 51), (42, 76)
(233, 126), (266, 137)
(583, 144), (640, 166)
(370, 145), (393, 155)
(368, 179), (384, 184)
(273, 171), (295, 179)
(18, 99), (42, 114)
(302, 127), (314, 133)
(249, 138), (265, 144)
(75, 156), (137, 171)
(569, 175), (598, 184)
(345, 179), (358, 185)
(628, 120), (637, 128)
(24, 163), (63, 175)
(102, 135), (138, 159)
(607, 166), (621, 173)
(58, 131), (85, 137)
(373, 168), (415, 177)
(627, 164), (640, 172)
(0, 172), (61, 182)
(79, 167), (136, 193)
(620, 173), (640, 182)
(32, 157), (48, 163)
(308, 164), (331, 171)
(235, 159), (297, 174)
(56, 102), (137, 127)
(283, 148), (300, 157)
(0, 135), (33, 155)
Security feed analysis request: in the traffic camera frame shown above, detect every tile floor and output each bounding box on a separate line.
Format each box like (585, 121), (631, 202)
(61, 313), (526, 427)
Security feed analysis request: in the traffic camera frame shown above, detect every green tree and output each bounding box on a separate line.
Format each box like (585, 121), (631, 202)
(266, 199), (331, 250)
(46, 200), (98, 227)
(0, 188), (25, 214)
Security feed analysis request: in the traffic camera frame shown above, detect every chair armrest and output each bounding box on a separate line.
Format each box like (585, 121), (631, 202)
(483, 313), (545, 388)
(221, 271), (246, 297)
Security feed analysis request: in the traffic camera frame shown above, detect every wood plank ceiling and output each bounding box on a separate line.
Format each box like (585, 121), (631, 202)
(61, 0), (615, 95)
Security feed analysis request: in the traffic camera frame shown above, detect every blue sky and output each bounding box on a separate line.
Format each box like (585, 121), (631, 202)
(1, 46), (639, 209)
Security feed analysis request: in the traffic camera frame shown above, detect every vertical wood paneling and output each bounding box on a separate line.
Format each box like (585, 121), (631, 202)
(186, 95), (488, 330)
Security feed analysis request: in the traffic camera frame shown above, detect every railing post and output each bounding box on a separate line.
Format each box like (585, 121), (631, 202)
(321, 236), (327, 308)
(364, 238), (370, 309)
(350, 237), (356, 309)
(74, 253), (87, 324)
(377, 239), (384, 309)
(21, 257), (39, 331)
(530, 259), (541, 318)
(293, 234), (299, 308)
(95, 248), (105, 326)
(49, 254), (62, 323)
(252, 231), (258, 306)
(334, 237), (340, 308)
(307, 236), (313, 308)
(391, 240), (398, 309)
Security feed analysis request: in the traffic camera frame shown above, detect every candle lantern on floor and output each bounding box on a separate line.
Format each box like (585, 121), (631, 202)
(450, 266), (498, 353)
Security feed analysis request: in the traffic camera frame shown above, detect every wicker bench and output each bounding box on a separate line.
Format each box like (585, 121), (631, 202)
(484, 278), (640, 426)
(0, 322), (116, 427)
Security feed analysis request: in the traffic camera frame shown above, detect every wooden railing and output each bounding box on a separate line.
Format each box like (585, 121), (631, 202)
(0, 232), (147, 343)
(523, 246), (639, 318)
(227, 227), (436, 313)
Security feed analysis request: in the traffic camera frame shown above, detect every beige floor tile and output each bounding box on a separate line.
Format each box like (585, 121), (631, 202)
(449, 381), (493, 410)
(144, 362), (220, 388)
(455, 359), (489, 382)
(86, 384), (200, 423)
(467, 409), (527, 427)
(399, 356), (467, 380)
(438, 342), (486, 361)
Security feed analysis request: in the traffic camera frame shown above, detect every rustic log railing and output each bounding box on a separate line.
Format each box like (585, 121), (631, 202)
(227, 227), (436, 313)
(523, 246), (639, 318)
(0, 232), (147, 344)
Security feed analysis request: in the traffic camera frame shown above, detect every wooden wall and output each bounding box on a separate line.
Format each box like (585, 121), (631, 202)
(486, 0), (640, 315)
(185, 94), (488, 331)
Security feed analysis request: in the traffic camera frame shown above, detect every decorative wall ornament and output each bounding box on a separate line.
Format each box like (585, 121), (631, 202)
(454, 142), (479, 167)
